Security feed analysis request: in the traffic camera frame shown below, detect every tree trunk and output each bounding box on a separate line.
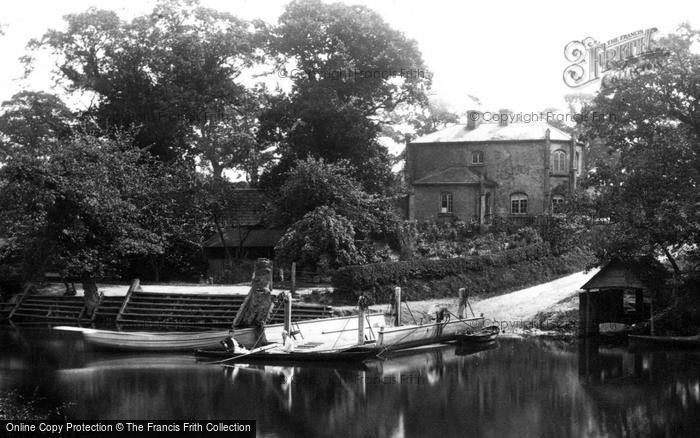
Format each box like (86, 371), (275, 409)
(661, 245), (681, 277)
(213, 214), (233, 266)
(81, 275), (101, 317)
(151, 256), (161, 283)
(233, 258), (274, 328)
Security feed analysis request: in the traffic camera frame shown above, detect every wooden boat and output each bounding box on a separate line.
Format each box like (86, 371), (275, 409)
(455, 325), (499, 343)
(53, 312), (387, 352)
(54, 326), (230, 352)
(628, 334), (700, 350)
(374, 316), (485, 351)
(196, 288), (486, 364)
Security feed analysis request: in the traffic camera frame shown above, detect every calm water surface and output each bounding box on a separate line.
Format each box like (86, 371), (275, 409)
(1, 327), (699, 437)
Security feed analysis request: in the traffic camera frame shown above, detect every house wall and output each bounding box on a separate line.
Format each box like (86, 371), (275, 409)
(409, 140), (578, 218)
(412, 184), (480, 222)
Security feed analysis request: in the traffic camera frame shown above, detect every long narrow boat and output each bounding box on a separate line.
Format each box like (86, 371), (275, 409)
(374, 316), (485, 351)
(628, 334), (700, 350)
(455, 325), (499, 344)
(53, 312), (386, 352)
(54, 326), (230, 352)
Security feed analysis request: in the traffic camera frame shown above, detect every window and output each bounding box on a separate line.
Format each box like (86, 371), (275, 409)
(552, 150), (567, 174)
(574, 151), (581, 174)
(510, 193), (528, 214)
(552, 195), (565, 213)
(440, 192), (453, 214)
(471, 150), (484, 165)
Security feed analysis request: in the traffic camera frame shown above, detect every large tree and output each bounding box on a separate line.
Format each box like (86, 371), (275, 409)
(259, 0), (431, 193)
(28, 0), (266, 175)
(0, 91), (74, 162)
(0, 133), (207, 293)
(580, 25), (700, 275)
(271, 157), (401, 270)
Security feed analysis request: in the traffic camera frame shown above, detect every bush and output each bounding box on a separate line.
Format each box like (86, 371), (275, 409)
(411, 222), (543, 259)
(275, 206), (362, 273)
(332, 242), (552, 301)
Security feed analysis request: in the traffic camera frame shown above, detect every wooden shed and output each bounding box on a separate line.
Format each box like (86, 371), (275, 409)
(578, 259), (648, 336)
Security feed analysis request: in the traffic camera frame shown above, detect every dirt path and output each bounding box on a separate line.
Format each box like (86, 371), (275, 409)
(347, 269), (599, 325)
(471, 268), (598, 323)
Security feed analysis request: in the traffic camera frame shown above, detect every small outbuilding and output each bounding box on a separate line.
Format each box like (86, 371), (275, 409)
(578, 259), (649, 336)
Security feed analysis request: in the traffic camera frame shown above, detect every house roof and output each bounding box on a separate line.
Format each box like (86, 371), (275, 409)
(413, 166), (497, 186)
(225, 189), (269, 227)
(411, 121), (573, 144)
(204, 228), (284, 248)
(581, 259), (648, 291)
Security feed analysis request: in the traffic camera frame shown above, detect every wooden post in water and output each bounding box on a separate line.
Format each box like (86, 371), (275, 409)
(394, 287), (402, 327)
(284, 291), (292, 334)
(358, 307), (365, 345)
(457, 288), (467, 319)
(357, 295), (368, 345)
(291, 262), (296, 295)
(233, 258), (274, 328)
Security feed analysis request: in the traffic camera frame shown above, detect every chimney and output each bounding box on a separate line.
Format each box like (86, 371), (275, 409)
(498, 109), (512, 127)
(466, 110), (483, 130)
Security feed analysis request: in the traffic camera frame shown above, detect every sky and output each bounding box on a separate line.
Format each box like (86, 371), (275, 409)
(1, 0), (699, 117)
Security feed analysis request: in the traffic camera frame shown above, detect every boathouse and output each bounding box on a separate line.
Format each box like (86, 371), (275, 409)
(578, 259), (648, 336)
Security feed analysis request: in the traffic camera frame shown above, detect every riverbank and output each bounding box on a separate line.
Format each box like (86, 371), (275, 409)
(335, 269), (597, 336)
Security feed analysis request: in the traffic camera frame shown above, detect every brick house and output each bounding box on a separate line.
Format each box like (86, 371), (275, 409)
(405, 110), (584, 224)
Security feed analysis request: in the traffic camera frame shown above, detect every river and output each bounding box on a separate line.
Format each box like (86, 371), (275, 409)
(1, 327), (699, 437)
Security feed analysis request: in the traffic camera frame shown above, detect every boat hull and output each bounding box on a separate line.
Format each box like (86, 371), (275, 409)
(628, 334), (700, 350)
(376, 317), (484, 351)
(79, 329), (229, 352)
(55, 313), (387, 352)
(246, 313), (386, 348)
(455, 325), (500, 343)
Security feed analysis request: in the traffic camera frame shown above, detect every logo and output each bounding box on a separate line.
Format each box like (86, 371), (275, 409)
(563, 28), (666, 88)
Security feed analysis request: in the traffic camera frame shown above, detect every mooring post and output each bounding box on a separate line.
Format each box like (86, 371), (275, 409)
(233, 258), (273, 329)
(291, 262), (296, 295)
(394, 287), (402, 327)
(284, 291), (292, 334)
(457, 288), (466, 319)
(358, 307), (365, 345)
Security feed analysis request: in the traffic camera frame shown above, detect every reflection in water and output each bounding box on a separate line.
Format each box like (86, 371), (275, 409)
(578, 340), (700, 437)
(1, 327), (700, 437)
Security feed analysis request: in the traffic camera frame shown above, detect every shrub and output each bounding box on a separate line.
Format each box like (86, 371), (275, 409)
(332, 244), (593, 304)
(332, 242), (551, 300)
(275, 206), (362, 273)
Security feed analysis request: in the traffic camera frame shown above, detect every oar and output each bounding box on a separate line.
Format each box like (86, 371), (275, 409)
(209, 344), (279, 365)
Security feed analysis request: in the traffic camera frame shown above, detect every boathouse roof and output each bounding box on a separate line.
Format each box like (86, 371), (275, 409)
(581, 259), (647, 291)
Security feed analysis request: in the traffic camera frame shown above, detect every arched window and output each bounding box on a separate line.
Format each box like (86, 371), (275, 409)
(552, 150), (567, 174)
(510, 192), (528, 215)
(574, 151), (581, 174)
(552, 195), (565, 213)
(472, 150), (484, 165)
(440, 192), (453, 214)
